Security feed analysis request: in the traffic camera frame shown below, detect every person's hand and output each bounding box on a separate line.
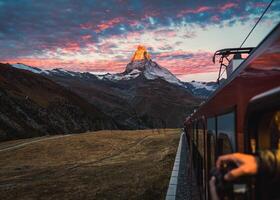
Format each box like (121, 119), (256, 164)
(216, 153), (258, 181)
(209, 176), (219, 200)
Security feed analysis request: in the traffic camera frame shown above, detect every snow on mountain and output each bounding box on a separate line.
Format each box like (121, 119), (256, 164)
(12, 63), (46, 74)
(188, 81), (217, 91)
(101, 69), (142, 81)
(99, 60), (183, 86)
(50, 68), (81, 77)
(11, 64), (83, 77)
(184, 81), (218, 97)
(142, 61), (182, 85)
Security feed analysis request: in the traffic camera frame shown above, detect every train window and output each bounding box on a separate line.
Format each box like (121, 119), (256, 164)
(207, 117), (216, 168)
(217, 112), (236, 153)
(258, 110), (280, 150)
(207, 134), (216, 169)
(218, 134), (233, 155)
(207, 117), (216, 135)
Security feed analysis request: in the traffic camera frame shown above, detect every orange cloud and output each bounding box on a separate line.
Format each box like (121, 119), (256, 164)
(96, 17), (123, 33)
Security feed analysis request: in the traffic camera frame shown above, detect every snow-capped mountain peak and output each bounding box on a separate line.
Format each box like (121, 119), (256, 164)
(101, 46), (183, 86)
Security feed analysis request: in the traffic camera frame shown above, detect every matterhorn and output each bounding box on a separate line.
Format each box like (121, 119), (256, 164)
(104, 45), (182, 86)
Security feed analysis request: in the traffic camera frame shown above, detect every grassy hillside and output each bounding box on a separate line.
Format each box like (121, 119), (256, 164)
(0, 63), (117, 141)
(0, 129), (180, 200)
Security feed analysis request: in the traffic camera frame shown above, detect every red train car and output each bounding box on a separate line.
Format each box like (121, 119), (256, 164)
(184, 23), (280, 200)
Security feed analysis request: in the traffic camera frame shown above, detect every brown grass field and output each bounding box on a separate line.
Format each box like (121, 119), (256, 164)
(0, 129), (180, 200)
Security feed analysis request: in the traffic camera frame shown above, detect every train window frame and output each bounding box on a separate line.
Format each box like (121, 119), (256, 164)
(244, 87), (280, 200)
(245, 87), (280, 153)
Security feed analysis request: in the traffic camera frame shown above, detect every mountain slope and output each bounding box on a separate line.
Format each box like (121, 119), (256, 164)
(45, 69), (201, 128)
(11, 62), (217, 98)
(102, 59), (182, 86)
(0, 63), (117, 141)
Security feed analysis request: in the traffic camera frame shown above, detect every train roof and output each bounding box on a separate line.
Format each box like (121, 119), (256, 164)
(188, 22), (280, 121)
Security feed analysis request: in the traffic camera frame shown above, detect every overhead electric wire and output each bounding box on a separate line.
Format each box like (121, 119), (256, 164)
(217, 0), (274, 82)
(239, 0), (274, 48)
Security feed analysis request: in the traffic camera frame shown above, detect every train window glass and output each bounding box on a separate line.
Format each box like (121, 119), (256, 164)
(207, 134), (216, 169)
(207, 117), (216, 168)
(217, 112), (236, 152)
(258, 110), (280, 150)
(207, 117), (216, 135)
(218, 134), (233, 154)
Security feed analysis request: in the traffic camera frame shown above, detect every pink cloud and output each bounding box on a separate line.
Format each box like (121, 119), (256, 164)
(96, 17), (123, 33)
(253, 2), (267, 8)
(211, 15), (220, 22)
(177, 6), (212, 17)
(142, 10), (161, 19)
(156, 50), (186, 58)
(219, 2), (238, 12)
(81, 35), (92, 40)
(155, 51), (217, 75)
(60, 42), (81, 53)
(127, 20), (140, 27)
(154, 29), (177, 37)
(80, 17), (124, 33)
(80, 23), (93, 30)
(3, 58), (127, 73)
(177, 2), (238, 17)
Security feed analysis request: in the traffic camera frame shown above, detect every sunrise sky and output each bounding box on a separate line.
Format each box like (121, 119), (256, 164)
(0, 0), (279, 81)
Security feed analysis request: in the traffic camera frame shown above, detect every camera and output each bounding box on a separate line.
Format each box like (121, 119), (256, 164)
(210, 161), (250, 200)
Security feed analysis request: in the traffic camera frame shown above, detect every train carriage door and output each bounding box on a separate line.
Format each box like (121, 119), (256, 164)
(245, 87), (280, 200)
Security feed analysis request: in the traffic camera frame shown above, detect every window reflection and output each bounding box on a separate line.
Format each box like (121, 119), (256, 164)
(217, 112), (236, 152)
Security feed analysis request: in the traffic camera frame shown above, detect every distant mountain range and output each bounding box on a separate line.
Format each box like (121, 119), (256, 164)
(12, 61), (218, 98)
(0, 46), (219, 140)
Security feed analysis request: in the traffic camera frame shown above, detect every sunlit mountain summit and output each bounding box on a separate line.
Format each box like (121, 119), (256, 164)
(131, 45), (151, 61)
